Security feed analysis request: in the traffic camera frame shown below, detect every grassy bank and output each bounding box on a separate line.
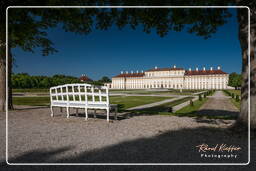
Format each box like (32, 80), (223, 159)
(223, 90), (241, 110)
(131, 97), (194, 115)
(174, 98), (208, 115)
(13, 89), (49, 93)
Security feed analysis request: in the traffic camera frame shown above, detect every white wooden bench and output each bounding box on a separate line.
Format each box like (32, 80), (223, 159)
(50, 83), (117, 121)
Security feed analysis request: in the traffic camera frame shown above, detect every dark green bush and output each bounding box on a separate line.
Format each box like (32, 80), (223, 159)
(199, 94), (202, 101)
(236, 95), (240, 102)
(190, 99), (194, 106)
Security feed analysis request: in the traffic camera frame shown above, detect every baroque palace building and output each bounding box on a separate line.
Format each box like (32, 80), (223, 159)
(106, 65), (229, 90)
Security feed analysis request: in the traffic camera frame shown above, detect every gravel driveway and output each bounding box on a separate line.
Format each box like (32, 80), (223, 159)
(0, 104), (250, 165)
(197, 91), (239, 117)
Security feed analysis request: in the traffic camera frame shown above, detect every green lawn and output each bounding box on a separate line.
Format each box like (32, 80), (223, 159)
(131, 97), (194, 115)
(225, 89), (241, 96)
(110, 89), (202, 95)
(13, 96), (50, 106)
(174, 98), (208, 116)
(223, 90), (241, 110)
(13, 88), (49, 93)
(173, 97), (236, 120)
(13, 96), (171, 111)
(230, 98), (241, 110)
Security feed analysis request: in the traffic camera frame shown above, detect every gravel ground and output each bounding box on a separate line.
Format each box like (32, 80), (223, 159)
(0, 104), (251, 166)
(197, 91), (239, 117)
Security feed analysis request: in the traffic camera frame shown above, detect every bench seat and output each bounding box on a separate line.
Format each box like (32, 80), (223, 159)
(50, 83), (116, 121)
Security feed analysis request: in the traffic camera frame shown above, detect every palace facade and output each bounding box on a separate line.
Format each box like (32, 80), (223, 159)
(106, 65), (229, 90)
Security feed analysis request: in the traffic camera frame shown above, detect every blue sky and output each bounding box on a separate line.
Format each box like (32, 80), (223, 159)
(13, 9), (241, 80)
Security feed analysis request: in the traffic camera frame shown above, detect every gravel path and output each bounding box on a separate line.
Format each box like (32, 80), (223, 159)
(0, 104), (250, 165)
(197, 91), (239, 117)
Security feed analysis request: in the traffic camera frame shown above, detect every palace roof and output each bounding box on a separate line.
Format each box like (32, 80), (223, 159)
(146, 67), (184, 72)
(79, 75), (92, 82)
(184, 70), (228, 76)
(113, 73), (145, 78)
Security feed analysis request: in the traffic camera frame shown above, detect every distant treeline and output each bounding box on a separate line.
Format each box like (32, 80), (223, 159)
(11, 73), (111, 89)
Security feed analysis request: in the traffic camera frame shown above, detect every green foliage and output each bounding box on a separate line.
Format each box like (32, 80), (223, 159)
(231, 93), (234, 98)
(190, 99), (194, 106)
(203, 93), (207, 98)
(228, 72), (242, 89)
(12, 73), (80, 89)
(199, 94), (202, 101)
(236, 95), (240, 102)
(99, 76), (111, 83)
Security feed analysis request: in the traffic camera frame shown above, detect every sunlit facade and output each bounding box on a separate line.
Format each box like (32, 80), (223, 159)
(106, 65), (229, 90)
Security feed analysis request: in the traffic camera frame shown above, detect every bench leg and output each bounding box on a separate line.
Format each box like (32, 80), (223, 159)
(60, 107), (63, 113)
(50, 105), (54, 117)
(66, 107), (70, 118)
(76, 108), (79, 117)
(93, 109), (96, 118)
(85, 108), (88, 120)
(107, 108), (109, 122)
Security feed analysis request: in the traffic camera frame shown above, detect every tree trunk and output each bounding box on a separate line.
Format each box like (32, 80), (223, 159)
(8, 47), (13, 110)
(236, 6), (256, 129)
(0, 40), (6, 112)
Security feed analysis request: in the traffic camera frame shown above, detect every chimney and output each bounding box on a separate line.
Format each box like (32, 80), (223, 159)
(189, 68), (191, 71)
(196, 67), (198, 71)
(136, 70), (139, 73)
(155, 66), (158, 69)
(217, 66), (221, 70)
(121, 71), (123, 74)
(203, 67), (206, 71)
(173, 65), (176, 68)
(131, 70), (133, 74)
(210, 67), (213, 71)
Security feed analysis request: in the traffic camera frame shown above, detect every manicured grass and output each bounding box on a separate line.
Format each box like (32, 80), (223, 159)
(13, 96), (171, 110)
(225, 89), (241, 96)
(13, 96), (50, 106)
(231, 98), (241, 110)
(110, 89), (202, 95)
(174, 98), (208, 115)
(223, 90), (241, 110)
(13, 88), (49, 93)
(173, 97), (236, 120)
(132, 97), (194, 115)
(110, 96), (171, 111)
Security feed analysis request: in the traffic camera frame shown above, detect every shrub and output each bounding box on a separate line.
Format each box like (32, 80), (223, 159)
(231, 93), (234, 98)
(190, 99), (194, 106)
(199, 94), (202, 101)
(236, 95), (240, 102)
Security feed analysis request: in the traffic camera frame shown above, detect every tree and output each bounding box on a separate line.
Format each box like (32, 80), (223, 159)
(228, 72), (242, 89)
(99, 76), (111, 83)
(1, 1), (255, 129)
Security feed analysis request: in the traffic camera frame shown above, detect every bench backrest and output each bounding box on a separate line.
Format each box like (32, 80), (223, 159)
(50, 83), (109, 106)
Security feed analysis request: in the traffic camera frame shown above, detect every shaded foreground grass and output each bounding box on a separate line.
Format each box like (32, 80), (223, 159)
(13, 96), (171, 110)
(131, 97), (193, 115)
